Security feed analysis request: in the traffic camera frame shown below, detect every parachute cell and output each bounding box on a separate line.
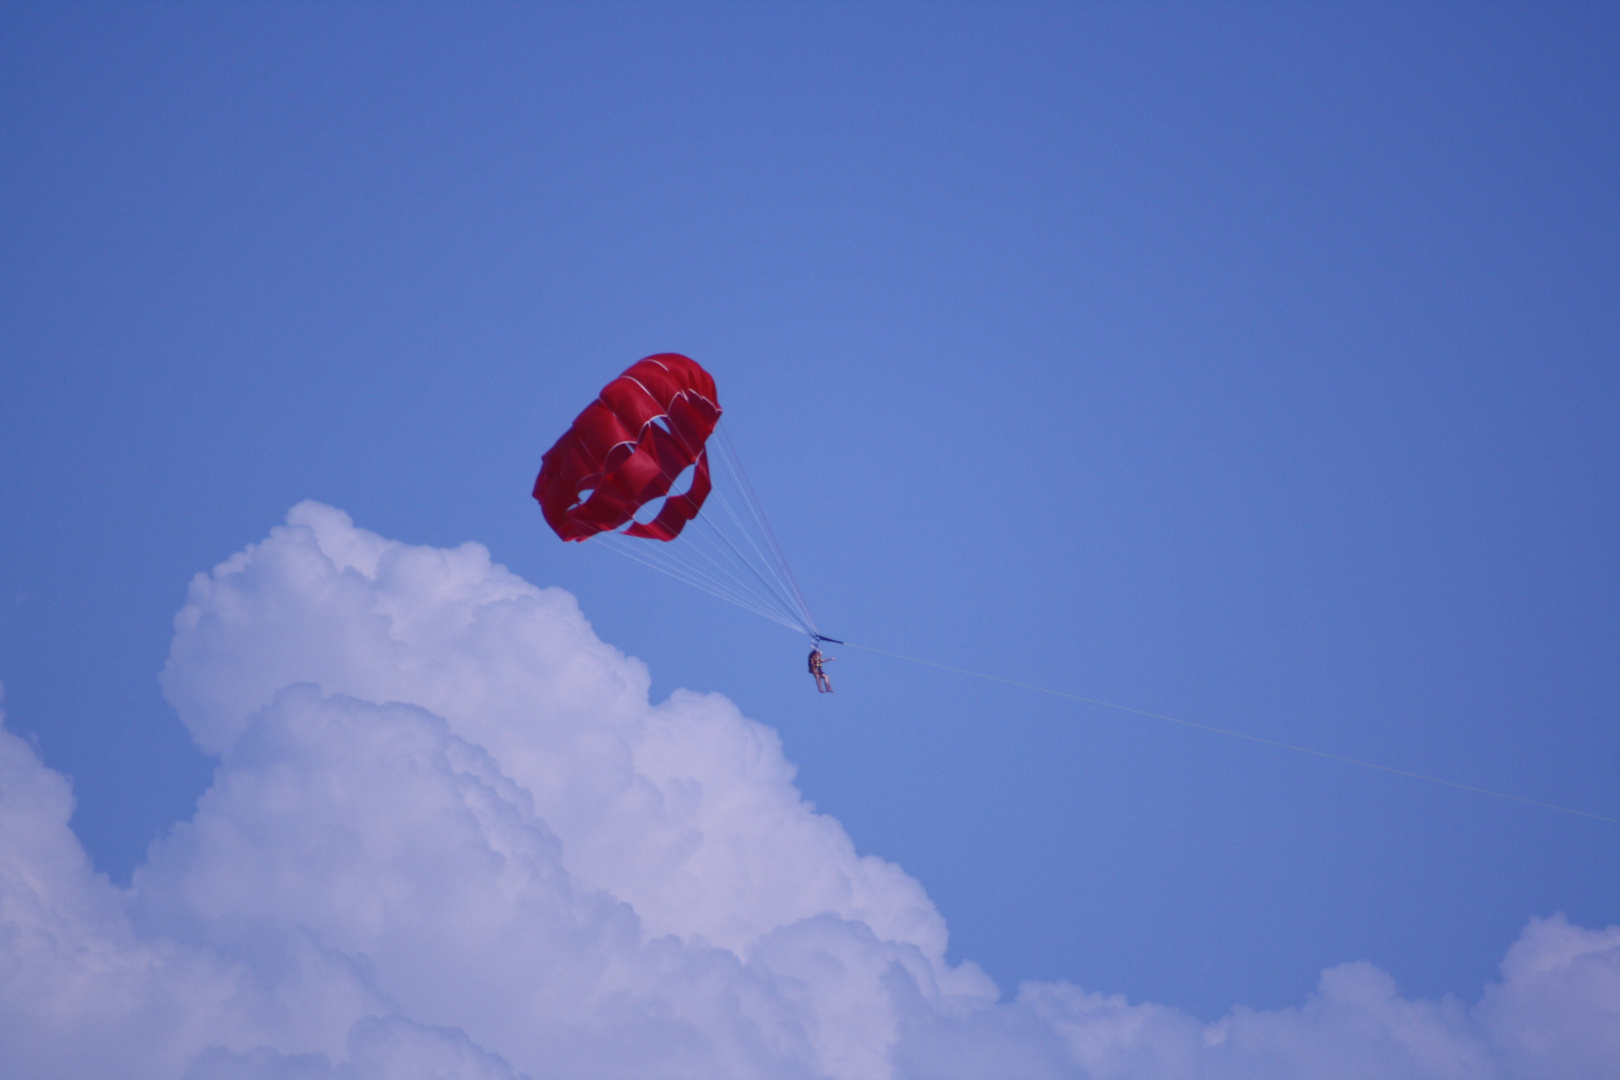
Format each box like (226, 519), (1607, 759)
(533, 354), (721, 542)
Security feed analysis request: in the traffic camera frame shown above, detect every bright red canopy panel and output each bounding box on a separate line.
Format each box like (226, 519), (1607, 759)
(533, 354), (722, 541)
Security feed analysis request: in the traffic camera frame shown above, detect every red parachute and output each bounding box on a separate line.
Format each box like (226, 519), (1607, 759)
(533, 354), (721, 542)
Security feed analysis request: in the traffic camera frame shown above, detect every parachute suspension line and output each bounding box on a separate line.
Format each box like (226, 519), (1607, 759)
(693, 455), (817, 635)
(596, 525), (799, 629)
(682, 512), (809, 631)
(701, 481), (801, 619)
(697, 476), (814, 631)
(714, 425), (818, 636)
(592, 536), (766, 621)
(840, 641), (1620, 827)
(645, 489), (805, 630)
(599, 520), (807, 634)
(593, 531), (805, 633)
(632, 509), (796, 623)
(689, 510), (810, 632)
(585, 423), (821, 639)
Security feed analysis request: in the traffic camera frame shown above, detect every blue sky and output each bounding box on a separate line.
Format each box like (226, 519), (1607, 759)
(2, 0), (1616, 1032)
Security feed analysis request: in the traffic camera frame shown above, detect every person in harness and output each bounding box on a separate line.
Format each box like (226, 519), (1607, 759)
(808, 646), (835, 693)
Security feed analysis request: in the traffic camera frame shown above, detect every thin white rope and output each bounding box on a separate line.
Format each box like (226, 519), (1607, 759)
(592, 538), (768, 618)
(572, 420), (821, 640)
(714, 425), (817, 633)
(703, 450), (811, 634)
(704, 478), (810, 629)
(842, 641), (1620, 827)
(689, 508), (811, 633)
(709, 434), (794, 597)
(715, 425), (813, 622)
(598, 528), (784, 620)
(613, 484), (779, 605)
(675, 498), (792, 605)
(591, 472), (812, 633)
(649, 500), (808, 628)
(634, 461), (810, 632)
(702, 438), (802, 612)
(592, 533), (805, 632)
(645, 514), (794, 621)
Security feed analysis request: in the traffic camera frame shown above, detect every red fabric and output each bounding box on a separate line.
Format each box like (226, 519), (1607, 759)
(533, 354), (721, 541)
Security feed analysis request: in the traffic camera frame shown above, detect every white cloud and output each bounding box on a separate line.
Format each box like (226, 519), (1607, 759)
(159, 502), (949, 964)
(1, 504), (1616, 1078)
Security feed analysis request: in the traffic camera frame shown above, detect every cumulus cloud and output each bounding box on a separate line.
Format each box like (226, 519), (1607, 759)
(0, 503), (1615, 1078)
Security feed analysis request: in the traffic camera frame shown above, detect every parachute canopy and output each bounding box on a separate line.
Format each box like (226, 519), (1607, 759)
(533, 353), (822, 639)
(533, 354), (721, 542)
